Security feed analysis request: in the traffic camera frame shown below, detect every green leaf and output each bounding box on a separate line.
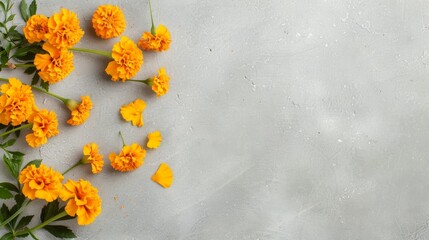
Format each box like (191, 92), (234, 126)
(24, 66), (36, 74)
(29, 0), (36, 16)
(6, 14), (15, 22)
(40, 199), (59, 222)
(43, 225), (76, 239)
(8, 151), (24, 157)
(1, 52), (8, 64)
(2, 138), (16, 148)
(31, 72), (39, 85)
(3, 155), (16, 179)
(14, 193), (25, 207)
(0, 182), (18, 193)
(0, 187), (13, 199)
(0, 232), (13, 240)
(0, 2), (6, 12)
(15, 215), (33, 230)
(0, 204), (10, 222)
(40, 80), (49, 91)
(19, 0), (29, 22)
(22, 159), (41, 170)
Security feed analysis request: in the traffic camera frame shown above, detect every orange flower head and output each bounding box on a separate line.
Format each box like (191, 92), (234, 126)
(25, 109), (59, 148)
(60, 179), (102, 225)
(0, 78), (37, 126)
(92, 5), (126, 39)
(23, 14), (49, 43)
(46, 8), (84, 49)
(105, 36), (143, 82)
(151, 163), (173, 188)
(151, 67), (170, 96)
(82, 143), (104, 174)
(138, 25), (171, 52)
(34, 42), (74, 84)
(109, 143), (146, 172)
(19, 164), (64, 202)
(66, 96), (93, 126)
(147, 131), (162, 149)
(120, 98), (146, 127)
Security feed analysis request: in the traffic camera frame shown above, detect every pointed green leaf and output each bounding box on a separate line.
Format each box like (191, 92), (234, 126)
(40, 200), (60, 222)
(0, 187), (13, 199)
(0, 232), (13, 240)
(0, 182), (18, 193)
(19, 0), (29, 22)
(23, 159), (42, 170)
(16, 215), (33, 230)
(29, 0), (36, 16)
(43, 225), (77, 239)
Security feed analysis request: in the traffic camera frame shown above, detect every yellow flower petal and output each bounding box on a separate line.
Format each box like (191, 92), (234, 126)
(147, 131), (162, 149)
(151, 163), (173, 188)
(120, 98), (146, 127)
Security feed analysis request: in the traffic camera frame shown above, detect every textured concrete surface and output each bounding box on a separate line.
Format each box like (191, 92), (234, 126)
(2, 0), (429, 239)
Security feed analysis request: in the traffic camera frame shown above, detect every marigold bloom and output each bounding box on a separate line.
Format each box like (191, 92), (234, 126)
(147, 131), (162, 149)
(34, 42), (74, 84)
(66, 96), (93, 126)
(151, 163), (173, 188)
(46, 8), (84, 49)
(0, 78), (36, 126)
(92, 5), (126, 39)
(138, 25), (171, 52)
(23, 14), (49, 43)
(109, 143), (146, 172)
(60, 179), (102, 225)
(19, 164), (64, 202)
(25, 109), (59, 148)
(151, 67), (170, 96)
(120, 98), (146, 127)
(105, 36), (143, 82)
(82, 143), (104, 174)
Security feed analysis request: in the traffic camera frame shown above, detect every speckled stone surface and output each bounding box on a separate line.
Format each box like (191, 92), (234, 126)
(2, 0), (429, 239)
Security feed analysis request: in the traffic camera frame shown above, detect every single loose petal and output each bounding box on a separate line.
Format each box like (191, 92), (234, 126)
(147, 131), (162, 149)
(120, 99), (146, 127)
(151, 163), (173, 188)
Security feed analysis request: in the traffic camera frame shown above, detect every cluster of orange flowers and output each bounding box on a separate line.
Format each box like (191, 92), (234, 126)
(0, 1), (175, 234)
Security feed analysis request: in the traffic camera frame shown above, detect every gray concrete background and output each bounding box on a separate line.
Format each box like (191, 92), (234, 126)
(1, 0), (429, 239)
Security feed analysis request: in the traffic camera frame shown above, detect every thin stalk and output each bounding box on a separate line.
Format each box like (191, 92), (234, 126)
(127, 78), (151, 85)
(119, 131), (126, 147)
(62, 161), (82, 175)
(0, 199), (31, 228)
(0, 123), (32, 138)
(31, 86), (67, 103)
(15, 211), (68, 236)
(70, 48), (112, 59)
(148, 0), (156, 34)
(0, 63), (34, 69)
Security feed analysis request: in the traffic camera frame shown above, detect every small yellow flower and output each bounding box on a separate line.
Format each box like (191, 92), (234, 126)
(92, 5), (126, 39)
(151, 67), (170, 96)
(60, 179), (102, 225)
(147, 131), (162, 149)
(109, 143), (146, 172)
(23, 14), (49, 43)
(138, 25), (171, 52)
(120, 98), (146, 127)
(151, 163), (173, 188)
(82, 143), (104, 174)
(25, 109), (59, 148)
(46, 8), (85, 49)
(34, 42), (74, 84)
(0, 78), (36, 126)
(19, 164), (64, 202)
(66, 96), (93, 126)
(105, 36), (144, 82)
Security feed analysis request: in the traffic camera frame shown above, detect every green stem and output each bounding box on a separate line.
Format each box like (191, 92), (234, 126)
(119, 131), (126, 147)
(148, 0), (156, 34)
(127, 78), (151, 85)
(70, 48), (112, 59)
(0, 123), (32, 138)
(0, 199), (31, 228)
(62, 161), (82, 175)
(31, 86), (67, 103)
(0, 63), (34, 69)
(15, 211), (68, 236)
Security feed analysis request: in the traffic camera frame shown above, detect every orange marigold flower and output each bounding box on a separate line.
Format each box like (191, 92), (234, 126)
(109, 143), (146, 172)
(34, 42), (74, 84)
(23, 14), (48, 43)
(46, 8), (84, 49)
(151, 67), (170, 96)
(92, 5), (126, 39)
(19, 164), (64, 202)
(60, 179), (102, 225)
(105, 36), (143, 82)
(147, 131), (162, 149)
(120, 98), (146, 127)
(66, 96), (93, 126)
(0, 78), (36, 126)
(138, 25), (171, 52)
(151, 163), (173, 188)
(82, 143), (104, 174)
(25, 109), (59, 148)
